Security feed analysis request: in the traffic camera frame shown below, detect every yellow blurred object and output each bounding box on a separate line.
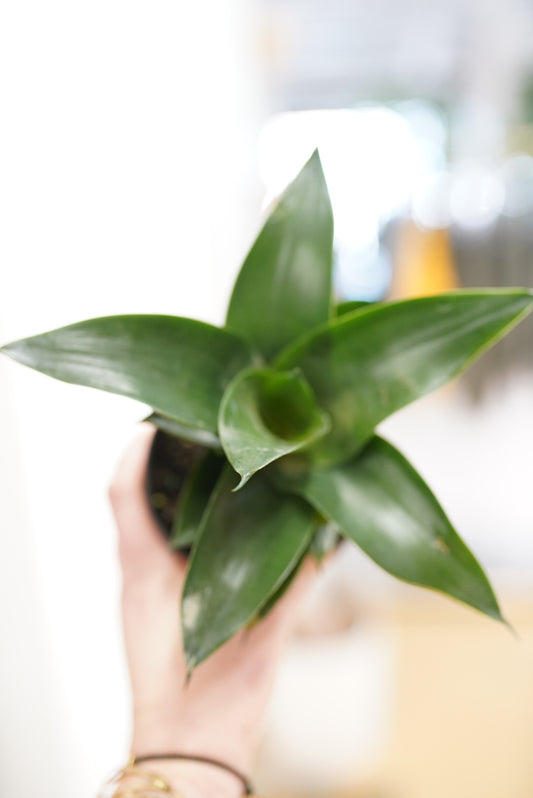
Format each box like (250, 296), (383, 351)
(378, 594), (533, 798)
(263, 592), (533, 798)
(391, 220), (458, 299)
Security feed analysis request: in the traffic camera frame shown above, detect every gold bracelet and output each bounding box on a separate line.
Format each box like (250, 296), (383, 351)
(98, 758), (184, 798)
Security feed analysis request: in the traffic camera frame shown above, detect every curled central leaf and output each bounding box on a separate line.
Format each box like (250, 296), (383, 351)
(218, 367), (330, 489)
(258, 369), (319, 439)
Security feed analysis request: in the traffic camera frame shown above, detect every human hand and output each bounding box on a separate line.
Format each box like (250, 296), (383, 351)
(109, 425), (318, 797)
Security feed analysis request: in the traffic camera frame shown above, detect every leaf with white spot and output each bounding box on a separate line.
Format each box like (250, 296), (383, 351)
(182, 467), (316, 671)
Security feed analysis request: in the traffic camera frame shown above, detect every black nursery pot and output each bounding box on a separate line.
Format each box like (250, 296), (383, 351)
(146, 429), (206, 541)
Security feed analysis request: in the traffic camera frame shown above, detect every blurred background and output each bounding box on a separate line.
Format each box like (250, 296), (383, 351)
(1, 1), (533, 796)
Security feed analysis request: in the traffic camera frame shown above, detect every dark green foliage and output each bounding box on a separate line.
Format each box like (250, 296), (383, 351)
(2, 150), (532, 669)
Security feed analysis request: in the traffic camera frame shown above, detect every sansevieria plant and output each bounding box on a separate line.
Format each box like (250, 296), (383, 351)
(2, 151), (532, 674)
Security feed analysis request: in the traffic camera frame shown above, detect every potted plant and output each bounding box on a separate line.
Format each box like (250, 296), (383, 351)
(2, 151), (532, 676)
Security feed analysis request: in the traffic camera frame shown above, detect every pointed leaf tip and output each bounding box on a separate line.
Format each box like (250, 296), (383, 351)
(504, 619), (519, 640)
(225, 149), (334, 357)
(232, 473), (250, 492)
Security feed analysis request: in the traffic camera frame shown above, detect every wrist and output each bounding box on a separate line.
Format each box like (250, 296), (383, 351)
(131, 714), (254, 784)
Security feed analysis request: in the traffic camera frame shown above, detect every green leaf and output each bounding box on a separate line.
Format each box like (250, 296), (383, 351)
(257, 522), (339, 622)
(287, 436), (502, 621)
(1, 316), (254, 436)
(276, 289), (533, 464)
(226, 150), (334, 358)
(170, 451), (224, 550)
(146, 413), (222, 451)
(309, 521), (341, 561)
(218, 367), (330, 489)
(182, 467), (316, 671)
(335, 300), (373, 316)
(256, 553), (306, 621)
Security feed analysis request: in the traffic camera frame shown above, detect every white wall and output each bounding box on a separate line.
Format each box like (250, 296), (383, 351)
(0, 3), (264, 796)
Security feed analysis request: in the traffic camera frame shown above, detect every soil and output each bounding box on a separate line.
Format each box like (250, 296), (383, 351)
(146, 429), (205, 538)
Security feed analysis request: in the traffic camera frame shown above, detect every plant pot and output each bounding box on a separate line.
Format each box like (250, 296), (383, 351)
(146, 429), (206, 541)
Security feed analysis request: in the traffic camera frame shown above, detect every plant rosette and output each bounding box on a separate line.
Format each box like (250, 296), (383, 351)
(2, 151), (533, 675)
